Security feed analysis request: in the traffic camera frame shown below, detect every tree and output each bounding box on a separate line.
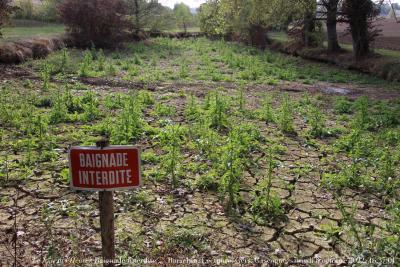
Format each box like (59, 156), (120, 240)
(389, 4), (399, 20)
(174, 3), (193, 33)
(59, 0), (128, 48)
(199, 0), (226, 36)
(0, 0), (16, 37)
(223, 0), (287, 48)
(125, 0), (160, 33)
(13, 0), (35, 20)
(286, 0), (320, 47)
(319, 0), (342, 53)
(342, 0), (380, 60)
(147, 5), (176, 32)
(38, 0), (65, 22)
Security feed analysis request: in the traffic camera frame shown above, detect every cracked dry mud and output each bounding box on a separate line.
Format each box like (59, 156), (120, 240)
(0, 43), (399, 266)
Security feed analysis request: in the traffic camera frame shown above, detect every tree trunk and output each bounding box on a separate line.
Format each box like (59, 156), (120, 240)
(343, 0), (375, 60)
(249, 25), (267, 49)
(134, 0), (140, 33)
(350, 18), (370, 60)
(326, 0), (341, 53)
(303, 13), (317, 47)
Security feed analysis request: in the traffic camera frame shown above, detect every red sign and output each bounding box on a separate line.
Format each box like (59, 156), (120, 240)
(69, 146), (141, 191)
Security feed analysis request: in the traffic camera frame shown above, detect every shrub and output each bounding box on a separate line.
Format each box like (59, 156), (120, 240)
(58, 0), (127, 48)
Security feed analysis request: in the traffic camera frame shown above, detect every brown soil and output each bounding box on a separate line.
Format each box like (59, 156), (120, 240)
(338, 19), (400, 51)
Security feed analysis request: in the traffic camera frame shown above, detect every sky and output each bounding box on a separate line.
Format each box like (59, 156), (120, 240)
(158, 0), (400, 9)
(158, 0), (206, 9)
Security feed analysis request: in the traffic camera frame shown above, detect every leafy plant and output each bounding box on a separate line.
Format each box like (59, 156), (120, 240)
(111, 96), (143, 144)
(250, 149), (284, 223)
(307, 105), (326, 138)
(154, 103), (176, 117)
(258, 93), (275, 123)
(207, 89), (230, 130)
(97, 49), (106, 71)
(334, 96), (352, 114)
(159, 124), (187, 188)
(218, 141), (243, 209)
(41, 63), (53, 91)
(277, 93), (295, 134)
(79, 50), (93, 77)
(185, 92), (200, 121)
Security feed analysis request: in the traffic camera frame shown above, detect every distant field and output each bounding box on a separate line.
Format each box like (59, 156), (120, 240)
(269, 31), (400, 60)
(338, 18), (400, 51)
(1, 20), (65, 41)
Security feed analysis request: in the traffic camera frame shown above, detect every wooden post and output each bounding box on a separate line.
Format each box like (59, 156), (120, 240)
(97, 139), (115, 267)
(99, 191), (115, 267)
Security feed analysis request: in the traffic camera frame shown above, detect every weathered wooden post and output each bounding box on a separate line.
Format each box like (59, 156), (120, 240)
(69, 140), (141, 267)
(97, 138), (115, 267)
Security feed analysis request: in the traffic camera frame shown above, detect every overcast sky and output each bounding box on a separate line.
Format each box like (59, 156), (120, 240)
(159, 0), (400, 9)
(158, 0), (206, 9)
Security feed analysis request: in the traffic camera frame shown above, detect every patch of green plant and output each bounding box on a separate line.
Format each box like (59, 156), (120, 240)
(79, 50), (93, 77)
(153, 103), (176, 117)
(250, 150), (284, 224)
(334, 96), (353, 114)
(158, 124), (187, 188)
(185, 92), (201, 121)
(206, 89), (230, 130)
(277, 93), (295, 134)
(41, 63), (53, 91)
(322, 161), (366, 191)
(306, 105), (327, 138)
(111, 96), (144, 144)
(161, 226), (207, 254)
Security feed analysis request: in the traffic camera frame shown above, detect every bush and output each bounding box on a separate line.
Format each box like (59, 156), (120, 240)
(58, 0), (127, 48)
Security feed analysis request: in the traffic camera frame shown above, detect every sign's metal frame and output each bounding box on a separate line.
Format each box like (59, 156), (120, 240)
(69, 146), (142, 191)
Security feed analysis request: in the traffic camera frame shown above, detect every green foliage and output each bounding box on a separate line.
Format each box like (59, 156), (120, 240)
(50, 91), (68, 124)
(173, 2), (193, 32)
(258, 93), (275, 123)
(195, 170), (218, 191)
(251, 150), (284, 223)
(79, 51), (93, 77)
(111, 96), (143, 144)
(41, 63), (53, 91)
(218, 140), (243, 208)
(307, 105), (326, 138)
(82, 91), (100, 122)
(322, 161), (365, 191)
(97, 49), (106, 71)
(185, 92), (200, 121)
(163, 226), (207, 253)
(334, 96), (353, 114)
(198, 0), (226, 36)
(206, 89), (230, 130)
(277, 93), (295, 134)
(352, 96), (370, 129)
(237, 85), (246, 113)
(217, 124), (261, 209)
(154, 103), (176, 117)
(159, 124), (187, 188)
